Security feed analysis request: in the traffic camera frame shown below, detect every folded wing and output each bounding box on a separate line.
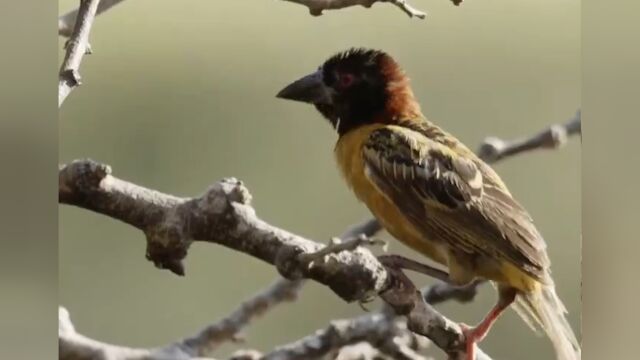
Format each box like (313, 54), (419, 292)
(362, 126), (549, 281)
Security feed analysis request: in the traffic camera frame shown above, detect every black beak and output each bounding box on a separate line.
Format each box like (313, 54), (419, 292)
(276, 70), (332, 105)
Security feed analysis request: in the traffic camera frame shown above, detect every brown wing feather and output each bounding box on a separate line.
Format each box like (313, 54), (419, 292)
(363, 126), (549, 280)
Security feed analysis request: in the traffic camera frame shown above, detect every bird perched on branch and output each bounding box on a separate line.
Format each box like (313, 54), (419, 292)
(277, 48), (580, 360)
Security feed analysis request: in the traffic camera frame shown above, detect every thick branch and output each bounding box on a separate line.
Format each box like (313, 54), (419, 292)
(59, 159), (488, 359)
(59, 0), (102, 107)
(59, 0), (127, 37)
(478, 110), (582, 163)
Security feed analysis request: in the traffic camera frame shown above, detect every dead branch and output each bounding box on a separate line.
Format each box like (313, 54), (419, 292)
(58, 0), (102, 107)
(281, 0), (464, 18)
(478, 110), (581, 163)
(59, 0), (127, 37)
(183, 279), (304, 355)
(260, 312), (431, 360)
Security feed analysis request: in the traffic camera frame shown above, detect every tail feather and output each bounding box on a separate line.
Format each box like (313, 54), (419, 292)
(512, 284), (581, 360)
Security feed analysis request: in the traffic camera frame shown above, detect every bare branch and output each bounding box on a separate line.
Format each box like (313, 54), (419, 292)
(59, 159), (490, 359)
(59, 0), (127, 37)
(298, 234), (387, 264)
(59, 0), (102, 107)
(182, 279), (304, 356)
(477, 110), (582, 163)
(261, 312), (431, 360)
(385, 0), (427, 18)
(59, 280), (300, 360)
(280, 0), (466, 19)
(378, 267), (491, 360)
(60, 307), (165, 360)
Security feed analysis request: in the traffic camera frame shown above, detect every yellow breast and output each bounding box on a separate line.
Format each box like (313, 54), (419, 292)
(334, 124), (447, 265)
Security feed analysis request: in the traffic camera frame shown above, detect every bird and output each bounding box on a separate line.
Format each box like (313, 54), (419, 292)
(276, 48), (580, 360)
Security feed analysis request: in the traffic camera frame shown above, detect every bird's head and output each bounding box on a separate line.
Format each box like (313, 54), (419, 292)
(276, 48), (421, 135)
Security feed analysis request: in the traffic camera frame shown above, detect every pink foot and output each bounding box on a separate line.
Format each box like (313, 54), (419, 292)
(459, 323), (481, 360)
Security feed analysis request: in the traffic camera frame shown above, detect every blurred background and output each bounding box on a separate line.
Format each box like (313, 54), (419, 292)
(58, 0), (580, 359)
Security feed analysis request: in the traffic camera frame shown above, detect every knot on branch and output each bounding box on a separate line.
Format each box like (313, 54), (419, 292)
(202, 178), (253, 210)
(477, 137), (505, 163)
(145, 219), (190, 276)
(275, 245), (309, 281)
(144, 178), (255, 276)
(70, 158), (111, 188)
(59, 158), (111, 200)
(547, 124), (569, 148)
(379, 268), (418, 316)
(61, 68), (83, 87)
(59, 307), (75, 335)
(276, 241), (389, 303)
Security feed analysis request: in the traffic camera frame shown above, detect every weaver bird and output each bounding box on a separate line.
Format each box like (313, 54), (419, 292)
(276, 48), (580, 360)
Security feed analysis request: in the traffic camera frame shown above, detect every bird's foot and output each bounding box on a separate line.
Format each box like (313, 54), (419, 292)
(358, 294), (377, 312)
(459, 322), (489, 360)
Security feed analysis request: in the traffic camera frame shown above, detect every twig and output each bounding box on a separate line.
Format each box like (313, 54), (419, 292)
(182, 279), (304, 356)
(59, 0), (127, 37)
(477, 110), (582, 163)
(298, 235), (387, 264)
(59, 159), (491, 359)
(261, 312), (430, 360)
(384, 0), (427, 18)
(59, 279), (299, 360)
(59, 0), (102, 107)
(59, 307), (166, 360)
(280, 0), (433, 19)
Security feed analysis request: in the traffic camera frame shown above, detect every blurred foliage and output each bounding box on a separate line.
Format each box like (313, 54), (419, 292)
(58, 0), (580, 358)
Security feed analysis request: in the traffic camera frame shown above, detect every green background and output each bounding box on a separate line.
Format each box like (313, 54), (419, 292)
(59, 0), (580, 359)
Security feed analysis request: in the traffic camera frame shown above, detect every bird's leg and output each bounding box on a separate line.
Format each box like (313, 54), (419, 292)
(460, 286), (517, 360)
(378, 254), (450, 283)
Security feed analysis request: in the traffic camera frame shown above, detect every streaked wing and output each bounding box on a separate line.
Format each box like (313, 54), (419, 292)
(362, 126), (549, 280)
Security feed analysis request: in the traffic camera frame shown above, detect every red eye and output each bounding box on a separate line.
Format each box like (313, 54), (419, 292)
(339, 73), (355, 88)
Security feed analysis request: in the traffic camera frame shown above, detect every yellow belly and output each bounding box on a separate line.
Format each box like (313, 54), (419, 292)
(334, 124), (447, 266)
